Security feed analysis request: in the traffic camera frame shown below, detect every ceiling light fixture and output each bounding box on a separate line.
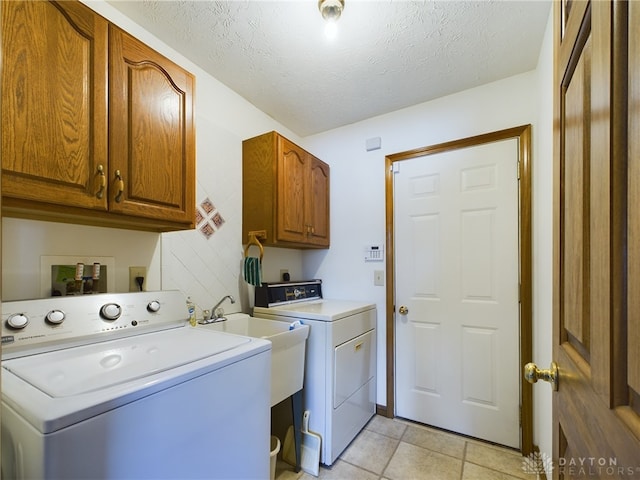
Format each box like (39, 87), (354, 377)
(318, 0), (344, 40)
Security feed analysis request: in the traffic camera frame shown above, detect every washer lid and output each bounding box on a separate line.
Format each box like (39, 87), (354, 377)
(254, 299), (375, 321)
(3, 327), (251, 397)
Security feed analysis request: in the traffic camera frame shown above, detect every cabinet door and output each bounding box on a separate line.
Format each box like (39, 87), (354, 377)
(109, 25), (195, 225)
(277, 137), (309, 243)
(1, 0), (108, 210)
(307, 156), (330, 247)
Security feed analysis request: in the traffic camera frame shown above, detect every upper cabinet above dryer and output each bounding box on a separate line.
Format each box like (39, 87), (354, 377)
(1, 0), (195, 232)
(243, 131), (330, 249)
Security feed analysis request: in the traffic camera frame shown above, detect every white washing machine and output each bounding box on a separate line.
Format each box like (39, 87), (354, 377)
(253, 280), (376, 466)
(1, 290), (271, 479)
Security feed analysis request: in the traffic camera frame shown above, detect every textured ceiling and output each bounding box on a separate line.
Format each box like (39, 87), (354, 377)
(107, 0), (551, 136)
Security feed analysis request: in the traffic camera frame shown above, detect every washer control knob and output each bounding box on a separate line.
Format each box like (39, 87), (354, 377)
(100, 303), (122, 321)
(46, 309), (66, 324)
(147, 300), (161, 313)
(7, 313), (29, 329)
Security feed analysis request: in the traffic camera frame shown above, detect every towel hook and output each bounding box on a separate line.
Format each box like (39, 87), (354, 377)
(244, 231), (265, 262)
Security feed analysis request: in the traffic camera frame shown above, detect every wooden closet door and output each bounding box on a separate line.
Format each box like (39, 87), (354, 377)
(1, 0), (108, 210)
(552, 0), (640, 475)
(625, 0), (640, 468)
(108, 25), (195, 225)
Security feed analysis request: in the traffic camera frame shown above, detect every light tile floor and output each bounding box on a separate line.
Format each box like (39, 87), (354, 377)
(275, 415), (531, 480)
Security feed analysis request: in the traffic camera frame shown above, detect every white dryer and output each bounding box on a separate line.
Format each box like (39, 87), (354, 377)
(253, 280), (376, 466)
(1, 291), (271, 479)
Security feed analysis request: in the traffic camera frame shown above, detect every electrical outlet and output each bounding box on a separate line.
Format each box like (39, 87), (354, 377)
(374, 270), (385, 286)
(129, 266), (147, 292)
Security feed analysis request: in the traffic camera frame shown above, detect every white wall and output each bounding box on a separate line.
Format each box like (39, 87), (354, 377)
(1, 0), (554, 455)
(532, 7), (554, 460)
(87, 0), (312, 318)
(303, 72), (535, 399)
(1, 218), (163, 300)
(301, 10), (554, 453)
(2, 0), (306, 310)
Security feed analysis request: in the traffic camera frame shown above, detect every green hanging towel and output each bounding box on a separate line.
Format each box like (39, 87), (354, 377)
(243, 256), (262, 287)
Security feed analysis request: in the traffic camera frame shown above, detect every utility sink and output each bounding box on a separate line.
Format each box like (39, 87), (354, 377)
(200, 313), (309, 406)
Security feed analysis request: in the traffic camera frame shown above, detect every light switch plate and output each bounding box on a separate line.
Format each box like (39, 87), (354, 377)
(374, 270), (385, 286)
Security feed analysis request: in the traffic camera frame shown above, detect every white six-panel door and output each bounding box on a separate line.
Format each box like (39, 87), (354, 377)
(394, 138), (520, 448)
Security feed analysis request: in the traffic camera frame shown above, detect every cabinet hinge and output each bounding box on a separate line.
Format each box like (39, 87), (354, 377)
(517, 160), (521, 180)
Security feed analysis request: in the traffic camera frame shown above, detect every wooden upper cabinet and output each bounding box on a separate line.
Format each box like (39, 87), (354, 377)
(307, 156), (330, 246)
(277, 138), (308, 244)
(243, 131), (330, 249)
(108, 25), (195, 225)
(1, 0), (195, 231)
(1, 0), (108, 210)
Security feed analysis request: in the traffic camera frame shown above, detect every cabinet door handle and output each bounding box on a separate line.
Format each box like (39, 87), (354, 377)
(95, 165), (106, 199)
(114, 170), (125, 203)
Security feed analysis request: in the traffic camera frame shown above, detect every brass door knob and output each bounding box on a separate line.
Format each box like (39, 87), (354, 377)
(524, 361), (558, 391)
(398, 305), (409, 315)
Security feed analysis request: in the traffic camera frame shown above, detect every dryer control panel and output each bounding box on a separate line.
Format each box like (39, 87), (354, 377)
(254, 279), (322, 307)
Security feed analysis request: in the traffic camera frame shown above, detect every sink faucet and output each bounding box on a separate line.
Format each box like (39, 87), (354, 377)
(208, 295), (236, 322)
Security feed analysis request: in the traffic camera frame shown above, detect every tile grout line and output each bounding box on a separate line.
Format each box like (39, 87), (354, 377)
(460, 441), (469, 480)
(336, 421), (407, 479)
(329, 458), (383, 478)
(350, 417), (525, 479)
(369, 420), (474, 477)
(393, 417), (527, 479)
(372, 421), (406, 479)
(461, 442), (528, 480)
(378, 433), (404, 479)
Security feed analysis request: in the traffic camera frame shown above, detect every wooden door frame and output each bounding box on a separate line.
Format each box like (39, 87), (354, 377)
(383, 124), (533, 455)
